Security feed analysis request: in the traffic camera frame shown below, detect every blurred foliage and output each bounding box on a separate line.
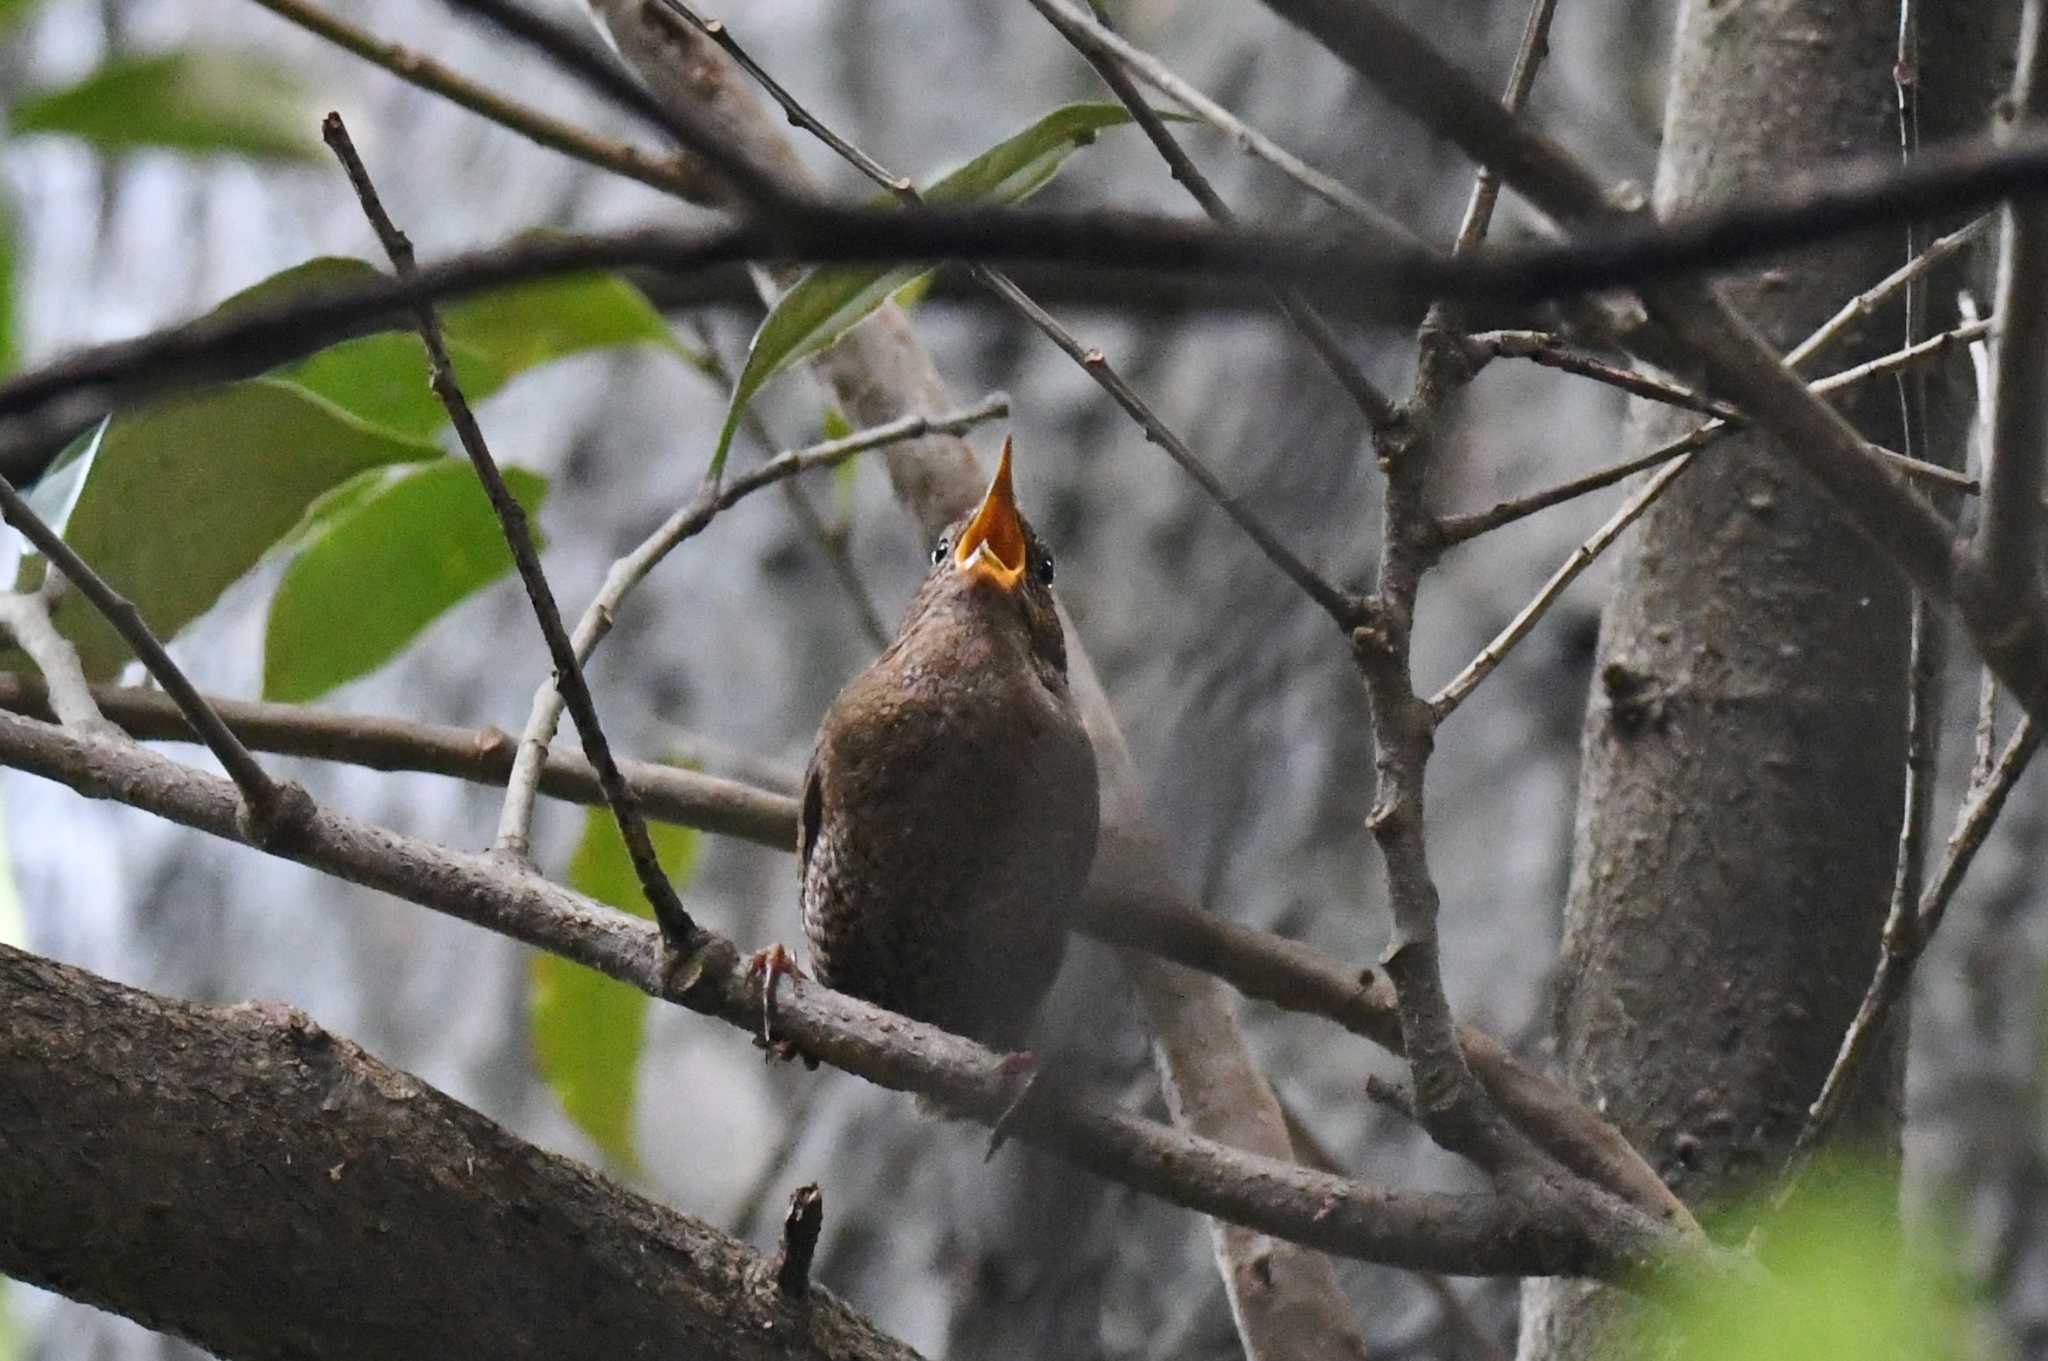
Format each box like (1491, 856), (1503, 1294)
(530, 810), (699, 1173)
(1632, 1162), (1974, 1361)
(0, 0), (38, 34)
(709, 101), (1155, 476)
(0, 201), (16, 378)
(263, 461), (548, 702)
(9, 50), (320, 161)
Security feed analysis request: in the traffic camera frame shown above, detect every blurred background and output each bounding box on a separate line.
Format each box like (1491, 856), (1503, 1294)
(1, 1), (2042, 1357)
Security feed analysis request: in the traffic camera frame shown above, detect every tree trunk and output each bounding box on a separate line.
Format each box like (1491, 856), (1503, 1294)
(0, 944), (923, 1361)
(1521, 3), (2008, 1355)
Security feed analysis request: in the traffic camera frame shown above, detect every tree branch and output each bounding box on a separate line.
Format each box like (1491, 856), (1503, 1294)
(0, 943), (926, 1361)
(1972, 0), (2048, 598)
(0, 706), (1698, 1280)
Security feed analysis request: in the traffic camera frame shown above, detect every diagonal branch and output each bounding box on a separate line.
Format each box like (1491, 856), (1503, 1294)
(322, 113), (694, 947)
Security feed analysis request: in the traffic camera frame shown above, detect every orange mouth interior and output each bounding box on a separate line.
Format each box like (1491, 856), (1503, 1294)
(954, 435), (1027, 591)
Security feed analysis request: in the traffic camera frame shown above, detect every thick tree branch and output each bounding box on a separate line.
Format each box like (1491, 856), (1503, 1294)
(0, 944), (926, 1361)
(0, 707), (1696, 1280)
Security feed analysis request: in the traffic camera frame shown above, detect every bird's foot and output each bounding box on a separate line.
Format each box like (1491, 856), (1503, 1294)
(983, 1051), (1041, 1161)
(744, 943), (809, 1062)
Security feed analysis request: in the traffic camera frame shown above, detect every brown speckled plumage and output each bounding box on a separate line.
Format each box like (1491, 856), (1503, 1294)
(799, 444), (1098, 1051)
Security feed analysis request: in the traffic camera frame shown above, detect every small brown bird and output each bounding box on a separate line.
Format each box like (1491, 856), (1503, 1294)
(791, 436), (1099, 1054)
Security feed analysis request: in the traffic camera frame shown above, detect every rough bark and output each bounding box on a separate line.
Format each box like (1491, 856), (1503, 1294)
(1522, 4), (2007, 1356)
(0, 943), (924, 1361)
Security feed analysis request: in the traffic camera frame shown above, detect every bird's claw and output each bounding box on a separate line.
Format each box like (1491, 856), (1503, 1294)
(983, 1050), (1041, 1161)
(745, 943), (809, 1062)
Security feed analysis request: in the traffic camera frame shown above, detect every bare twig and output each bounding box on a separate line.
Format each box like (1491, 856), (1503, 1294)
(493, 395), (1008, 859)
(977, 271), (1364, 625)
(1023, 0), (1425, 251)
(323, 113), (694, 947)
(1465, 330), (1732, 418)
(0, 588), (115, 736)
(1451, 0), (1562, 256)
(1786, 716), (2041, 1183)
(688, 321), (892, 649)
(0, 482), (299, 839)
(0, 673), (798, 847)
(1024, 0), (1397, 429)
(241, 0), (704, 199)
(1972, 0), (2048, 598)
(771, 1184), (823, 1297)
(1431, 456), (1694, 721)
(1782, 213), (1991, 369)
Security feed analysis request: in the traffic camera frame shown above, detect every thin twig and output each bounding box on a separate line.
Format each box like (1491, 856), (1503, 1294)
(492, 395), (1008, 857)
(1786, 213), (1992, 369)
(1451, 0), (1561, 256)
(241, 0), (704, 200)
(1440, 315), (1990, 547)
(1465, 330), (1733, 418)
(1025, 0), (1397, 429)
(688, 320), (892, 648)
(1973, 0), (2048, 598)
(977, 270), (1363, 625)
(322, 112), (695, 947)
(1024, 0), (1425, 251)
(0, 484), (299, 838)
(1785, 716), (2041, 1186)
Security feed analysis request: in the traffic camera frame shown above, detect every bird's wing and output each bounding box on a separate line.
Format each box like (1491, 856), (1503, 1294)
(797, 747), (824, 881)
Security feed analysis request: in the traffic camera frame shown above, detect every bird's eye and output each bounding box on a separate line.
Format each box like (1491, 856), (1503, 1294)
(1035, 552), (1056, 585)
(930, 536), (950, 566)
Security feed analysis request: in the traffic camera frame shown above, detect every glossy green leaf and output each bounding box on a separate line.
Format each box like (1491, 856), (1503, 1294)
(10, 51), (320, 162)
(28, 379), (438, 678)
(708, 102), (1143, 478)
(215, 257), (688, 438)
(262, 460), (547, 702)
(531, 810), (698, 1171)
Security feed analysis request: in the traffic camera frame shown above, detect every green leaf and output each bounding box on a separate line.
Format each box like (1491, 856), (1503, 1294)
(10, 51), (320, 162)
(27, 379), (439, 678)
(530, 810), (698, 1171)
(262, 460), (547, 702)
(708, 101), (1142, 478)
(211, 256), (688, 439)
(1636, 1161), (1962, 1361)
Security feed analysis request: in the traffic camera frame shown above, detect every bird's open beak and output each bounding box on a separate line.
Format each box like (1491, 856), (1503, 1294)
(953, 436), (1027, 591)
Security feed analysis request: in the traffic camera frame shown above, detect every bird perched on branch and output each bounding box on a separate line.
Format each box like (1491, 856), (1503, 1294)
(764, 436), (1099, 1059)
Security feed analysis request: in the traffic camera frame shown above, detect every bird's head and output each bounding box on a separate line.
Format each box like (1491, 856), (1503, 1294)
(902, 435), (1068, 678)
